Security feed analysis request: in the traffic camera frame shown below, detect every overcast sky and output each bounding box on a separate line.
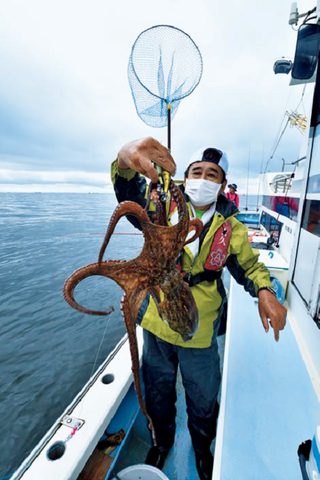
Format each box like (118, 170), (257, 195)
(0, 0), (316, 193)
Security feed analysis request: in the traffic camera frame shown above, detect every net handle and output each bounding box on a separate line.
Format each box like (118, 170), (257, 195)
(167, 103), (171, 151)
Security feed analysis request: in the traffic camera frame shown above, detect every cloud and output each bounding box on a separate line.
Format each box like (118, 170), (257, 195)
(0, 169), (111, 186)
(0, 0), (314, 190)
(0, 183), (113, 193)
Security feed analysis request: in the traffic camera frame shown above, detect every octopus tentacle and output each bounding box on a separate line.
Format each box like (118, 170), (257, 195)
(63, 262), (116, 315)
(149, 286), (163, 319)
(184, 218), (204, 246)
(121, 293), (157, 446)
(169, 181), (189, 244)
(145, 182), (168, 227)
(98, 201), (149, 264)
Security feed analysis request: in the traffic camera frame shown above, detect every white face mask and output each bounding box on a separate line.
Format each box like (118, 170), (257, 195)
(185, 178), (222, 207)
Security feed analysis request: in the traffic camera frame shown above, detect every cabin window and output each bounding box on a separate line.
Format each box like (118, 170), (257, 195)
(292, 23), (320, 80)
(260, 211), (282, 241)
(302, 200), (320, 237)
(262, 195), (300, 221)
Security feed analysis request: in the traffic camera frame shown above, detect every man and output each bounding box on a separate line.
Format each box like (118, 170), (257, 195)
(111, 137), (287, 480)
(225, 183), (239, 209)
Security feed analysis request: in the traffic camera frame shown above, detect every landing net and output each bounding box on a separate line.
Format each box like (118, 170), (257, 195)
(128, 25), (203, 136)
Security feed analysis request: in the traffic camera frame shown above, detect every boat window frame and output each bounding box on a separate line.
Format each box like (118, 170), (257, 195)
(311, 51), (320, 127)
(290, 59), (320, 321)
(292, 22), (320, 81)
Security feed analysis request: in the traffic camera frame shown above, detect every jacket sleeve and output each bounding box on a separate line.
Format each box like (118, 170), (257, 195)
(235, 195), (240, 209)
(226, 217), (273, 297)
(111, 159), (148, 230)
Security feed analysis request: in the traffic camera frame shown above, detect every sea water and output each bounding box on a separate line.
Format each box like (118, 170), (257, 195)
(0, 192), (258, 477)
(0, 192), (143, 477)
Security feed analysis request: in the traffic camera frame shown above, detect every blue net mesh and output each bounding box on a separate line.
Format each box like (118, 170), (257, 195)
(128, 25), (203, 128)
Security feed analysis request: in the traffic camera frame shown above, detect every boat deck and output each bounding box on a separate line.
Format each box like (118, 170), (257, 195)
(213, 278), (320, 480)
(108, 336), (226, 480)
(113, 373), (201, 480)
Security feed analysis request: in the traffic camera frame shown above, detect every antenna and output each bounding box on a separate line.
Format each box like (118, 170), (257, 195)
(289, 2), (299, 26)
(288, 2), (317, 26)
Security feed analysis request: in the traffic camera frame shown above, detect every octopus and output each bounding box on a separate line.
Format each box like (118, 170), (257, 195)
(63, 180), (203, 446)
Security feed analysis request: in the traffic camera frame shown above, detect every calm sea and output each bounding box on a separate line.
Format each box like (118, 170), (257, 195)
(0, 192), (258, 477)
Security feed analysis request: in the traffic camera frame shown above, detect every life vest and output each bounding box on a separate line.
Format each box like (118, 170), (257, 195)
(225, 192), (239, 206)
(204, 220), (232, 270)
(170, 196), (232, 285)
(175, 214), (233, 286)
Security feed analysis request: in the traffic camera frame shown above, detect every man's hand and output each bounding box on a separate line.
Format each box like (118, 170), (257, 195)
(258, 289), (287, 342)
(117, 137), (176, 183)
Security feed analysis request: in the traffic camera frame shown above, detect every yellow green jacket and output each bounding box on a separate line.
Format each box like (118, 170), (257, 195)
(111, 160), (273, 348)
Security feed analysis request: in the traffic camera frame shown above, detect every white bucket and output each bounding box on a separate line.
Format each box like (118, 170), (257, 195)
(112, 464), (169, 480)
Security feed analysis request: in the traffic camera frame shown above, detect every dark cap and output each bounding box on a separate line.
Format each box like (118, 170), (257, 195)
(185, 146), (229, 177)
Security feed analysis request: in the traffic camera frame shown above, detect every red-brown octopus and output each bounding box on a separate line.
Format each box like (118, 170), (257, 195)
(63, 180), (202, 445)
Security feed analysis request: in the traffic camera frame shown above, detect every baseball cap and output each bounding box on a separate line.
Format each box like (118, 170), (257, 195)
(228, 183), (237, 191)
(185, 147), (229, 176)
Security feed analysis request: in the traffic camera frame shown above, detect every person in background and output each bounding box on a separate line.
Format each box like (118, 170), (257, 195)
(225, 183), (239, 209)
(111, 137), (287, 480)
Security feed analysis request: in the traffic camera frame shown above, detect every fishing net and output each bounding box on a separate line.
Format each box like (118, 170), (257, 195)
(128, 25), (203, 129)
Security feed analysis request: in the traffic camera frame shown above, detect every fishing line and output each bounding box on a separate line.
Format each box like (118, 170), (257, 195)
(265, 117), (290, 173)
(264, 88), (293, 173)
(78, 310), (114, 418)
(245, 144), (251, 211)
(256, 144), (265, 211)
(60, 232), (143, 237)
(295, 84), (307, 113)
(266, 83), (309, 174)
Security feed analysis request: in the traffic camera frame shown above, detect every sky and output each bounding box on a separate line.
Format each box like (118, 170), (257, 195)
(0, 0), (316, 194)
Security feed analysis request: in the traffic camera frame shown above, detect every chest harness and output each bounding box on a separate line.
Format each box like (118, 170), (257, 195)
(169, 200), (233, 287)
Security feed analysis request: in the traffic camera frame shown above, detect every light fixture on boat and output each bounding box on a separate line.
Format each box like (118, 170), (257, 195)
(273, 58), (293, 75)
